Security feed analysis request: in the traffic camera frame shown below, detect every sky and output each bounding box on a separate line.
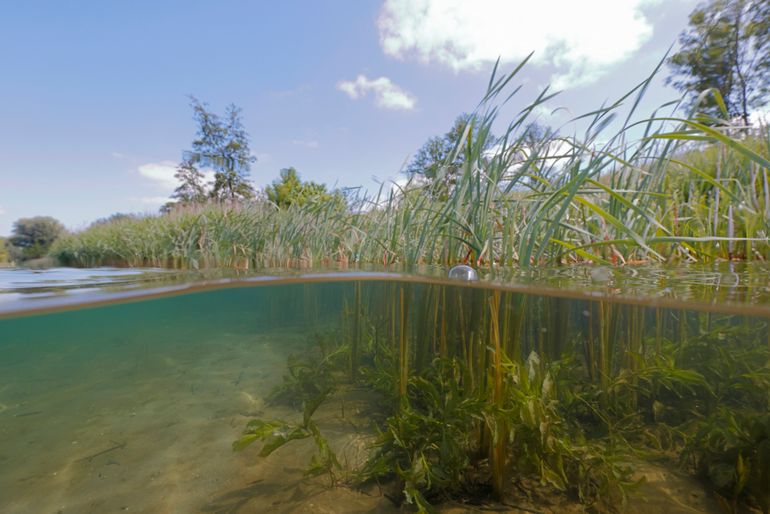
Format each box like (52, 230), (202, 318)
(0, 0), (699, 236)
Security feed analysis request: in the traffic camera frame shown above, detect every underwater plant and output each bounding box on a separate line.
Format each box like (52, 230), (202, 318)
(234, 282), (770, 513)
(358, 357), (487, 511)
(233, 332), (350, 483)
(683, 409), (770, 514)
(233, 386), (342, 485)
(266, 332), (348, 408)
(497, 352), (638, 512)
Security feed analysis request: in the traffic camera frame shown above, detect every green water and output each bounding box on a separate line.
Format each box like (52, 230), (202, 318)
(0, 283), (348, 513)
(1, 271), (769, 513)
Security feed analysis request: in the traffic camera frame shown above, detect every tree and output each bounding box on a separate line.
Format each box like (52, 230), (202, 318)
(8, 216), (65, 261)
(406, 113), (496, 197)
(0, 237), (9, 265)
(265, 167), (343, 208)
(667, 0), (770, 125)
(172, 160), (208, 204)
(184, 97), (256, 202)
(521, 121), (556, 149)
(89, 213), (137, 228)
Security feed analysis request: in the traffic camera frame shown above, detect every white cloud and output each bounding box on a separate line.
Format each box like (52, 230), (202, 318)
(378, 0), (664, 88)
(111, 151), (126, 159)
(137, 161), (215, 193)
(337, 75), (417, 110)
(137, 161), (180, 190)
(0, 206), (6, 216)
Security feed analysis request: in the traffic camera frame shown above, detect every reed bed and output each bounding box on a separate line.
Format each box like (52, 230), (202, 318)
(236, 280), (770, 512)
(52, 62), (770, 269)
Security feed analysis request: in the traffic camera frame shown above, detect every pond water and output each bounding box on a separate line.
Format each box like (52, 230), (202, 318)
(0, 266), (768, 513)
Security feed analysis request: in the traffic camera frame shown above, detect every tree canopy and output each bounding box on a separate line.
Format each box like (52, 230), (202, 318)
(182, 97), (256, 202)
(406, 113), (497, 197)
(172, 160), (208, 205)
(0, 237), (9, 264)
(265, 167), (343, 208)
(521, 121), (556, 149)
(8, 216), (66, 261)
(667, 0), (770, 124)
(89, 213), (137, 228)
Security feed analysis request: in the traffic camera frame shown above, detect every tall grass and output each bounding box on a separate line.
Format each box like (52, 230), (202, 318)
(52, 61), (770, 269)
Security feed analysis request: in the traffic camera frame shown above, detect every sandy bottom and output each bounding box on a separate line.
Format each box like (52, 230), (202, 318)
(0, 325), (725, 514)
(0, 327), (316, 514)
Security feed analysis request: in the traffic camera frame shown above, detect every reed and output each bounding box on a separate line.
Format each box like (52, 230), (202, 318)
(234, 280), (770, 511)
(51, 60), (770, 269)
(487, 290), (506, 498)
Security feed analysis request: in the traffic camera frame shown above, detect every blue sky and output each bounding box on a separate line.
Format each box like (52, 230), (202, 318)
(0, 0), (698, 235)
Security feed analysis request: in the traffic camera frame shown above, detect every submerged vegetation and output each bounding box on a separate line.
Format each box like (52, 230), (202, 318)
(234, 282), (770, 512)
(51, 57), (770, 269)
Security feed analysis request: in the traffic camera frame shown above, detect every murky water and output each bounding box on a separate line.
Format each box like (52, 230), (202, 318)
(1, 266), (768, 513)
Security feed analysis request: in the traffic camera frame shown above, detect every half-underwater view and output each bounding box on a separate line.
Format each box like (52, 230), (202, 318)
(2, 2), (770, 513)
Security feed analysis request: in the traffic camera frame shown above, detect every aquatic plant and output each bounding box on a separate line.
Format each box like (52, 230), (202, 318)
(683, 409), (770, 513)
(51, 58), (770, 269)
(499, 353), (638, 511)
(234, 281), (770, 512)
(233, 384), (342, 485)
(358, 358), (487, 511)
(267, 332), (348, 408)
(233, 330), (352, 484)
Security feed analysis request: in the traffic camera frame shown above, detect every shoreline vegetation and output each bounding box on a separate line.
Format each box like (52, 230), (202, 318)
(50, 61), (770, 270)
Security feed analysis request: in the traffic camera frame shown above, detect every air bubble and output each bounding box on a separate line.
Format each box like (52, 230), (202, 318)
(448, 265), (478, 281)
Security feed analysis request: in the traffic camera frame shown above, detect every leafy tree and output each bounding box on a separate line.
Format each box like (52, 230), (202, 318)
(89, 213), (137, 228)
(8, 216), (65, 261)
(265, 167), (343, 208)
(521, 121), (556, 148)
(0, 237), (9, 264)
(667, 0), (770, 125)
(406, 135), (452, 181)
(406, 113), (496, 197)
(184, 97), (256, 202)
(172, 160), (208, 204)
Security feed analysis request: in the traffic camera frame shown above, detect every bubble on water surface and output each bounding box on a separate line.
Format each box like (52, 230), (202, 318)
(448, 265), (478, 281)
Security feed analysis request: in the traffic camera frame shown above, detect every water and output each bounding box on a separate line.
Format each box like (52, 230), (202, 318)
(1, 266), (769, 513)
